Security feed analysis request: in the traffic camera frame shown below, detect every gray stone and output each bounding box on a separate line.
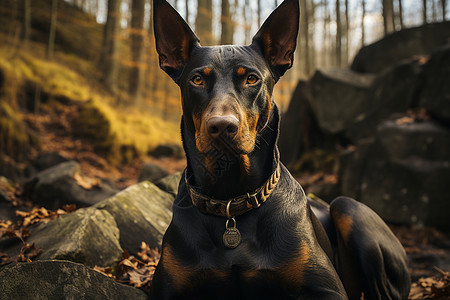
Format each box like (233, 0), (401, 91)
(154, 172), (182, 196)
(347, 59), (423, 142)
(309, 68), (375, 134)
(0, 260), (147, 299)
(340, 119), (450, 230)
(95, 181), (173, 254)
(22, 207), (123, 267)
(24, 161), (118, 209)
(138, 162), (168, 183)
(419, 46), (450, 124)
(352, 21), (450, 73)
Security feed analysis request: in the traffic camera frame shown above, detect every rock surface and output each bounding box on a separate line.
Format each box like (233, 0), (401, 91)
(94, 181), (174, 254)
(138, 162), (169, 183)
(351, 21), (450, 73)
(308, 68), (375, 134)
(0, 260), (147, 299)
(24, 161), (118, 209)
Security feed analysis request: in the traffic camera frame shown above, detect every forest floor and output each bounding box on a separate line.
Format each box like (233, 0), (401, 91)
(3, 102), (450, 299)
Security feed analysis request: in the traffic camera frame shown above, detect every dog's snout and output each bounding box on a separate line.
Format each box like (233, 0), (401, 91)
(207, 115), (239, 139)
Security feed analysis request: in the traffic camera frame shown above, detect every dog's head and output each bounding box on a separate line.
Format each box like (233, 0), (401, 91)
(153, 0), (299, 159)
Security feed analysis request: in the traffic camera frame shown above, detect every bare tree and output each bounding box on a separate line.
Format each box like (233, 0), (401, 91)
(185, 0), (189, 23)
(100, 0), (122, 94)
(196, 0), (213, 45)
(257, 0), (261, 25)
(423, 0), (428, 23)
(220, 0), (233, 44)
(21, 0), (30, 46)
(396, 0), (404, 29)
(47, 0), (58, 59)
(441, 0), (447, 20)
(129, 0), (145, 103)
(383, 0), (395, 35)
(335, 0), (342, 67)
(361, 0), (366, 47)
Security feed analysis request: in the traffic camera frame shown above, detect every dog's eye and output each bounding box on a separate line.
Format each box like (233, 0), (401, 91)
(246, 74), (259, 85)
(191, 75), (204, 86)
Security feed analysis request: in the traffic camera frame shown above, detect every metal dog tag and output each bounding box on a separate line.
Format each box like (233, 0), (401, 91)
(223, 218), (241, 249)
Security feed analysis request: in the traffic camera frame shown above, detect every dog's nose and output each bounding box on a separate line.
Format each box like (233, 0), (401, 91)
(207, 115), (239, 139)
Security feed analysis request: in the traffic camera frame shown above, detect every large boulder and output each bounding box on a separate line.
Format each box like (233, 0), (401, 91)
(138, 162), (169, 183)
(346, 58), (423, 141)
(308, 68), (375, 134)
(154, 172), (183, 196)
(352, 21), (450, 73)
(3, 207), (123, 267)
(279, 81), (326, 167)
(340, 119), (450, 230)
(24, 161), (118, 209)
(0, 260), (147, 299)
(94, 181), (173, 254)
(419, 45), (450, 125)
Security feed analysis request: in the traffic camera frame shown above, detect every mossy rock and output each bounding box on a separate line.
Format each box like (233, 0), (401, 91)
(76, 100), (123, 165)
(0, 102), (39, 161)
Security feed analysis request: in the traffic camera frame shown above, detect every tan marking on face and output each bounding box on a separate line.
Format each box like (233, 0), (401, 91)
(203, 67), (212, 76)
(162, 244), (192, 290)
(237, 67), (246, 76)
(240, 154), (251, 177)
(278, 240), (311, 288)
(192, 112), (210, 153)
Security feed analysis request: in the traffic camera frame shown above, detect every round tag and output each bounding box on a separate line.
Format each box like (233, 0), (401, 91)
(223, 227), (241, 249)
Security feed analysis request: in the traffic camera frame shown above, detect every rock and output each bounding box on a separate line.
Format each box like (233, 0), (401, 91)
(138, 162), (169, 183)
(279, 81), (326, 167)
(31, 152), (69, 172)
(3, 207), (123, 267)
(308, 68), (375, 134)
(347, 58), (423, 142)
(149, 143), (183, 158)
(352, 21), (450, 73)
(24, 161), (118, 209)
(419, 46), (450, 125)
(94, 181), (173, 254)
(154, 172), (182, 196)
(340, 119), (450, 230)
(0, 260), (147, 299)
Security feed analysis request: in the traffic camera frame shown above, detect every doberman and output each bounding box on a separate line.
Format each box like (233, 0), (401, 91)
(151, 0), (411, 299)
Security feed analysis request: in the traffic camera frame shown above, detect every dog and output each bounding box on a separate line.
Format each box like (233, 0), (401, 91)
(150, 0), (411, 298)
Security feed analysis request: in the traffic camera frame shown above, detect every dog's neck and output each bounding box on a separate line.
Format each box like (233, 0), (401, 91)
(182, 104), (281, 200)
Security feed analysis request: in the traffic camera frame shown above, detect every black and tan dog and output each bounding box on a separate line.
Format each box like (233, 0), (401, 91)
(151, 0), (411, 298)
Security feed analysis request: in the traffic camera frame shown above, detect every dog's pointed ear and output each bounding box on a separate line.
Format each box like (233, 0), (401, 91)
(153, 0), (200, 82)
(251, 0), (299, 81)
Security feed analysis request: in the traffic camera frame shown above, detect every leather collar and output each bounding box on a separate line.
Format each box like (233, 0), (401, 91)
(185, 163), (281, 218)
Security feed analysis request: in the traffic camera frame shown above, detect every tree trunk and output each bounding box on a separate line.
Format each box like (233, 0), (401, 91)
(335, 0), (342, 67)
(244, 0), (251, 44)
(185, 0), (189, 23)
(383, 0), (395, 35)
(100, 0), (121, 94)
(361, 0), (366, 47)
(47, 0), (58, 60)
(129, 0), (145, 103)
(344, 0), (349, 65)
(423, 0), (428, 24)
(257, 0), (261, 25)
(220, 0), (233, 44)
(397, 0), (404, 29)
(21, 0), (31, 46)
(195, 0), (213, 45)
(301, 0), (310, 75)
(441, 0), (447, 21)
